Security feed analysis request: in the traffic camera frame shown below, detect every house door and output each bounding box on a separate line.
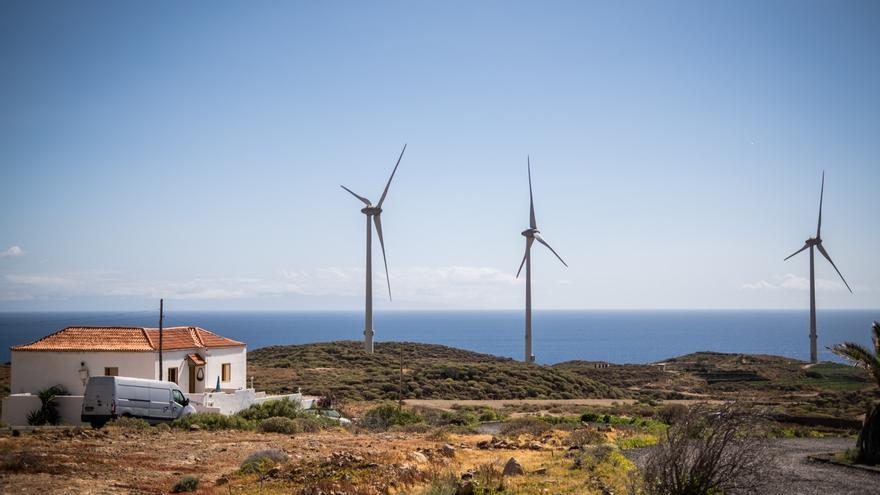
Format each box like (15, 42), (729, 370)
(188, 364), (196, 394)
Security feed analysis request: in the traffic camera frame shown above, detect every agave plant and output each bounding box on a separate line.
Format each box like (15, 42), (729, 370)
(25, 385), (68, 426)
(830, 321), (880, 464)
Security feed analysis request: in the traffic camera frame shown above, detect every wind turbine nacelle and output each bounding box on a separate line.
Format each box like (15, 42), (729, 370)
(521, 228), (538, 237)
(361, 206), (382, 215)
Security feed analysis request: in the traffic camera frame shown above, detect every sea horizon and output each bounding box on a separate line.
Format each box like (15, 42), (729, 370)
(1, 309), (877, 365)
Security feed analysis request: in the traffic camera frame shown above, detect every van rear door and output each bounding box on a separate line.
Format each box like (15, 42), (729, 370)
(81, 376), (116, 426)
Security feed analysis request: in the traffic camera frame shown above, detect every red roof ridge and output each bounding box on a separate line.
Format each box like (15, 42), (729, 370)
(142, 328), (155, 348)
(191, 327), (206, 348)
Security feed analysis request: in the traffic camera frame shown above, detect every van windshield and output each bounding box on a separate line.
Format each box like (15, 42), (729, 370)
(172, 390), (186, 405)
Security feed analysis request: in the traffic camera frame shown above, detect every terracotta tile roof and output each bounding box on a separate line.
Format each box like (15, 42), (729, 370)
(11, 326), (245, 352)
(186, 353), (206, 366)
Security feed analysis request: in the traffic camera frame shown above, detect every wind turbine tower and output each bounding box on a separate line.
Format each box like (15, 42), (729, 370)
(516, 157), (567, 363)
(341, 145), (406, 353)
(784, 171), (852, 363)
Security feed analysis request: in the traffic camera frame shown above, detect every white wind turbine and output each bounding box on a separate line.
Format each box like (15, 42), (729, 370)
(516, 157), (567, 363)
(784, 171), (852, 363)
(340, 145), (406, 353)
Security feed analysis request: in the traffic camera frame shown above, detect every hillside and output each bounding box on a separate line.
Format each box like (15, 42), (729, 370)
(249, 341), (627, 401)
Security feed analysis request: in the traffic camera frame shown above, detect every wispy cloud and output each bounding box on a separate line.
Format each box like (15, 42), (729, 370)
(0, 246), (25, 258)
(1, 265), (520, 306)
(741, 273), (852, 292)
(282, 265), (520, 304)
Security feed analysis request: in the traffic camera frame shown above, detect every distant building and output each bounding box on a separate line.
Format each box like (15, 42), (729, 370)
(9, 326), (247, 395)
(3, 325), (314, 426)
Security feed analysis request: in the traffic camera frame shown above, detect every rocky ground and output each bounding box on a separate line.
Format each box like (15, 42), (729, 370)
(1, 423), (877, 495)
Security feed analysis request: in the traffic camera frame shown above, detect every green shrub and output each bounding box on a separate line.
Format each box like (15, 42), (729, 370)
(110, 416), (150, 430)
(390, 423), (432, 434)
(240, 449), (289, 474)
(617, 434), (659, 449)
(171, 475), (199, 493)
(238, 398), (304, 421)
(172, 413), (255, 431)
(259, 416), (298, 434)
(414, 406), (490, 427)
(538, 414), (581, 425)
(361, 403), (424, 430)
(581, 411), (601, 422)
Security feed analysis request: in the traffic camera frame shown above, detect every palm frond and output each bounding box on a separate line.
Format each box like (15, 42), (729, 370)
(830, 341), (880, 386)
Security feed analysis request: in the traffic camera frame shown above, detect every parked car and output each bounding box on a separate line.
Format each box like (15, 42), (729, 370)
(81, 376), (196, 428)
(317, 408), (351, 425)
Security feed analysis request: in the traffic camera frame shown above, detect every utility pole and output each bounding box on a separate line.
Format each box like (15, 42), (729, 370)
(158, 298), (165, 380)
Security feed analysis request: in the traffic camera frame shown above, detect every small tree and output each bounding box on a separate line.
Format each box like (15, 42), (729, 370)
(642, 403), (770, 495)
(830, 321), (880, 464)
(26, 385), (68, 426)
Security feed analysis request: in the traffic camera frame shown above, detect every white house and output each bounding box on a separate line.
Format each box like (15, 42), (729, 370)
(0, 325), (319, 426)
(8, 326), (247, 395)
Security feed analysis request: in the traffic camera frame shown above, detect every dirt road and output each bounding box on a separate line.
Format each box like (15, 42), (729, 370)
(626, 437), (879, 495)
(404, 398), (723, 411)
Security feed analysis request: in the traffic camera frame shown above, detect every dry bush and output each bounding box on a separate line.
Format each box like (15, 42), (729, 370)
(656, 403), (688, 425)
(259, 416), (299, 434)
(474, 460), (504, 491)
(565, 428), (607, 448)
(642, 403), (772, 495)
(499, 417), (553, 437)
(240, 449), (289, 474)
(109, 416), (151, 430)
(0, 451), (50, 473)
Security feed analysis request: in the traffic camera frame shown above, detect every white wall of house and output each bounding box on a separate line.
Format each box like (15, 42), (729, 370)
(152, 347), (246, 393)
(10, 351), (156, 395)
(1, 395), (86, 427)
(157, 349), (203, 394)
(203, 346), (247, 391)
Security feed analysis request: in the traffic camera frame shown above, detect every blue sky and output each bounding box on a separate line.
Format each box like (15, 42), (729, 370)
(1, 1), (878, 311)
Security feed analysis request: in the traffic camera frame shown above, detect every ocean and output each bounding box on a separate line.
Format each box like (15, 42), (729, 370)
(0, 310), (877, 365)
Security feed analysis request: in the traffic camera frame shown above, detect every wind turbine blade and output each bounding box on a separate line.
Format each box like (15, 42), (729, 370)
(528, 156), (536, 229)
(516, 238), (533, 278)
(534, 232), (568, 267)
(817, 170), (824, 238)
(817, 243), (853, 293)
(783, 243), (809, 261)
(374, 214), (392, 300)
(340, 185), (371, 206)
(377, 144), (406, 208)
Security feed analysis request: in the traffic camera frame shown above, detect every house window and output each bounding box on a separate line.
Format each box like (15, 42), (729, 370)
(167, 368), (178, 384)
(104, 367), (119, 376)
(221, 363), (231, 382)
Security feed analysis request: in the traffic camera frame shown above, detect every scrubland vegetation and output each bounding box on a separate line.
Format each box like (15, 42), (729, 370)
(250, 341), (624, 400)
(2, 341), (879, 493)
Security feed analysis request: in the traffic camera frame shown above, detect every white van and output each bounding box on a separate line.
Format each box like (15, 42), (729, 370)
(81, 376), (197, 428)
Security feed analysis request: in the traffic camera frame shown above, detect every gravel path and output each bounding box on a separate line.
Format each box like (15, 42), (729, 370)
(626, 438), (879, 495)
